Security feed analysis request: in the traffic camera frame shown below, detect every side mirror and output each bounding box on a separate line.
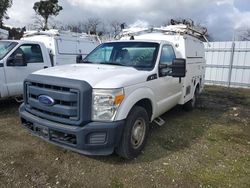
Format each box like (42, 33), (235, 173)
(76, 54), (82, 63)
(7, 53), (27, 67)
(169, 58), (186, 78)
(159, 58), (186, 78)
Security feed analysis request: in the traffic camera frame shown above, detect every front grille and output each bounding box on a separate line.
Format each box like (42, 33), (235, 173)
(25, 82), (80, 125)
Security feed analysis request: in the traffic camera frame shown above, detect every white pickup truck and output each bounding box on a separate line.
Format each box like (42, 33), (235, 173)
(19, 24), (206, 159)
(0, 30), (99, 99)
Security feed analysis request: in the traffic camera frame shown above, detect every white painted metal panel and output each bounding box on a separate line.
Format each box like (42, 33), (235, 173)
(185, 38), (204, 57)
(57, 38), (77, 54)
(204, 41), (250, 88)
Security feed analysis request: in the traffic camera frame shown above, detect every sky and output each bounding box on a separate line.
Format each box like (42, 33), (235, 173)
(4, 0), (250, 41)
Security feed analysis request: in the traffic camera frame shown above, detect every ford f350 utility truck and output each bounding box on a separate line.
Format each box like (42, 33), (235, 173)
(20, 24), (206, 159)
(0, 30), (99, 99)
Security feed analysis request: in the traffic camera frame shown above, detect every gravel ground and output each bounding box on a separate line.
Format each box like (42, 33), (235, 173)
(0, 86), (250, 188)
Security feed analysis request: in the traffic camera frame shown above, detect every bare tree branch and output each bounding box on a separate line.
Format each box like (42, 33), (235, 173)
(239, 29), (250, 41)
(110, 20), (122, 37)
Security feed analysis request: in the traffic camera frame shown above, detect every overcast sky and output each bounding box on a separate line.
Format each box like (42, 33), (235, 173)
(5, 0), (250, 41)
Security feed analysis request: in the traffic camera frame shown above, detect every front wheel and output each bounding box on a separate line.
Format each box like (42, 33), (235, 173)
(116, 106), (149, 159)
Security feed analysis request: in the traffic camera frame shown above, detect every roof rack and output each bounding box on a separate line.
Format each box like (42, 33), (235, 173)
(23, 29), (96, 39)
(118, 20), (209, 42)
(23, 29), (101, 43)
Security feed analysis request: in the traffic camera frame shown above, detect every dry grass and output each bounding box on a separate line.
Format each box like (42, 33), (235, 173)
(0, 86), (250, 188)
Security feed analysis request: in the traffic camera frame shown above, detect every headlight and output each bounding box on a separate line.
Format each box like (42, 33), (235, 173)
(92, 88), (124, 121)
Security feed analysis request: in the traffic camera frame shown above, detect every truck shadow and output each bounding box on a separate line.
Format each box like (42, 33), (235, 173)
(0, 99), (20, 114)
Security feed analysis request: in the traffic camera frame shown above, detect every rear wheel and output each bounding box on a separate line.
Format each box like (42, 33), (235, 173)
(184, 87), (199, 111)
(116, 106), (149, 159)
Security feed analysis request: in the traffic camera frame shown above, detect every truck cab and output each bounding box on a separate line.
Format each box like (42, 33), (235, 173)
(22, 30), (100, 66)
(19, 24), (206, 159)
(0, 40), (51, 98)
(0, 30), (100, 99)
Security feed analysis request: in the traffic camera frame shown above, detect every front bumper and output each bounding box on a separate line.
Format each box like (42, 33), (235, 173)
(19, 104), (125, 156)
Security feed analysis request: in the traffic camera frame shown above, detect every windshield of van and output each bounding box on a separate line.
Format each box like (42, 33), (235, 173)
(83, 42), (159, 70)
(0, 41), (18, 60)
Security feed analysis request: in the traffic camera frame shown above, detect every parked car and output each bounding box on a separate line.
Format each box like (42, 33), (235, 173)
(19, 24), (206, 159)
(0, 30), (100, 99)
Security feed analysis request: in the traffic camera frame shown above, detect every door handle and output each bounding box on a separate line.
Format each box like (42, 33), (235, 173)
(44, 66), (48, 69)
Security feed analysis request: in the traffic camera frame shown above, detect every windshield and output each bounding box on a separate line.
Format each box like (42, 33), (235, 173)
(83, 42), (159, 70)
(0, 41), (18, 60)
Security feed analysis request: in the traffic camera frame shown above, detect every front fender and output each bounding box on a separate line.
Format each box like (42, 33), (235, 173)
(115, 87), (156, 121)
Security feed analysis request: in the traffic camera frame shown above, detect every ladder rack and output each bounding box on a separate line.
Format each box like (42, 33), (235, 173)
(118, 24), (208, 42)
(23, 29), (96, 39)
(23, 29), (101, 43)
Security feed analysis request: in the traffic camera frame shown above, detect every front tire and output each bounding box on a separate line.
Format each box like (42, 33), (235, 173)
(116, 106), (149, 159)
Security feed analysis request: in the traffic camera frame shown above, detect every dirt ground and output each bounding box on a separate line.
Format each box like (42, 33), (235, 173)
(0, 86), (250, 188)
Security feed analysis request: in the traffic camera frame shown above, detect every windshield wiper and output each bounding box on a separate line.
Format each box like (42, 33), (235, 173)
(99, 62), (126, 66)
(82, 60), (93, 64)
(131, 65), (153, 71)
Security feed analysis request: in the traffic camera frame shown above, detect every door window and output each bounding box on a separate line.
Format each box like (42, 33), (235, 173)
(9, 44), (44, 64)
(160, 45), (176, 65)
(159, 45), (176, 75)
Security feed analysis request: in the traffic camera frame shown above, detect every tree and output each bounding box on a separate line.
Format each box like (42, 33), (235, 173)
(0, 0), (12, 28)
(110, 21), (122, 38)
(65, 22), (83, 33)
(8, 27), (26, 39)
(32, 15), (44, 30)
(28, 15), (62, 30)
(33, 0), (62, 30)
(83, 18), (101, 34)
(239, 29), (250, 41)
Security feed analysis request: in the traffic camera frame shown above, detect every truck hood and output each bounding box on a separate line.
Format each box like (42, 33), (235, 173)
(32, 64), (152, 88)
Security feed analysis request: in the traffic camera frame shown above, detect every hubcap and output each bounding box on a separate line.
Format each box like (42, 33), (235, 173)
(131, 118), (146, 149)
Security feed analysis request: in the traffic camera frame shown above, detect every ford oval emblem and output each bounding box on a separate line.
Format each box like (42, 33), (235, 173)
(38, 95), (55, 106)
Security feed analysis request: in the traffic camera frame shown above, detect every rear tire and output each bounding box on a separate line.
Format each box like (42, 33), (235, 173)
(184, 87), (199, 111)
(116, 106), (149, 159)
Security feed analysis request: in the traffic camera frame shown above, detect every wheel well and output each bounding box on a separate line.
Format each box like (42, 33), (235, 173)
(134, 99), (153, 120)
(195, 83), (200, 93)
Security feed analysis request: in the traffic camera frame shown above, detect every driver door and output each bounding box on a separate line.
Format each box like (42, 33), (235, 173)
(155, 44), (183, 114)
(4, 44), (45, 96)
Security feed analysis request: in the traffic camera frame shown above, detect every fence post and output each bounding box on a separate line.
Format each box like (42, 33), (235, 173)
(228, 41), (235, 87)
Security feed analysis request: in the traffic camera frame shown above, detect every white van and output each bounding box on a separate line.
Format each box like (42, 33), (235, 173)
(0, 30), (100, 99)
(20, 24), (206, 159)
